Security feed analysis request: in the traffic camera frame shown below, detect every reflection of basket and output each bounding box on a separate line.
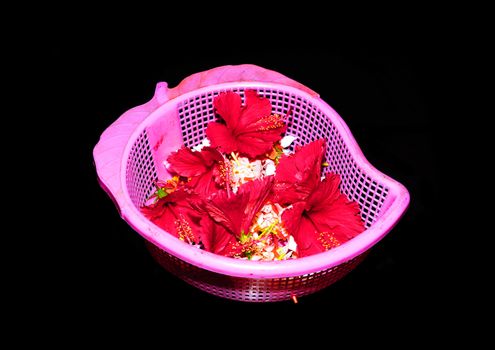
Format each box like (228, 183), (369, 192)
(94, 64), (409, 302)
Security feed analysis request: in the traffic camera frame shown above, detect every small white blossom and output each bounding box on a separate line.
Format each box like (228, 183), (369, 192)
(231, 156), (263, 191)
(263, 159), (276, 176)
(280, 135), (297, 148)
(287, 235), (298, 252)
(192, 137), (211, 152)
(262, 251), (275, 260)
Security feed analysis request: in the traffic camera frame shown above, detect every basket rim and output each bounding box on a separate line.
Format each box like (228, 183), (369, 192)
(118, 81), (410, 278)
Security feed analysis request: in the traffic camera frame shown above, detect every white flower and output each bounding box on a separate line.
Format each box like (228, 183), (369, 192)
(192, 137), (211, 152)
(277, 246), (288, 256)
(231, 156), (263, 191)
(287, 235), (298, 252)
(280, 135), (297, 148)
(263, 159), (276, 176)
(262, 251), (275, 260)
(261, 204), (273, 214)
(264, 245), (274, 252)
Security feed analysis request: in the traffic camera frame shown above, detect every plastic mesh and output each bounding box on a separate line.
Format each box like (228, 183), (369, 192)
(146, 241), (367, 302)
(126, 130), (157, 208)
(125, 86), (391, 301)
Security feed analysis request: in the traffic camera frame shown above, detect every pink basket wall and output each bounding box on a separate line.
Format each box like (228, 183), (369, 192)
(94, 65), (409, 302)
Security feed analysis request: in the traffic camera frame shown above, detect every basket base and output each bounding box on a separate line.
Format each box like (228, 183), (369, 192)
(145, 242), (368, 302)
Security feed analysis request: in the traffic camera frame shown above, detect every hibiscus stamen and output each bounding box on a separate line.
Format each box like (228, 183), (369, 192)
(258, 220), (278, 239)
(318, 232), (341, 250)
(230, 152), (241, 166)
(257, 114), (286, 131)
(219, 154), (233, 198)
(239, 230), (250, 244)
(216, 159), (232, 189)
(175, 214), (195, 244)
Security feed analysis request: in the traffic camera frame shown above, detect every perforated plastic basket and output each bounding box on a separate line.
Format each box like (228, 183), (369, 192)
(93, 64), (409, 302)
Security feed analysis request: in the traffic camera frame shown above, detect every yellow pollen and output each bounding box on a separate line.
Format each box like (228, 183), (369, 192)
(318, 232), (341, 250)
(175, 215), (194, 244)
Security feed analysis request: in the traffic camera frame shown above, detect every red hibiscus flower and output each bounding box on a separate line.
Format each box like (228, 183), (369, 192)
(272, 139), (326, 205)
(199, 177), (274, 256)
(282, 173), (364, 257)
(166, 146), (231, 196)
(141, 188), (203, 245)
(206, 90), (287, 158)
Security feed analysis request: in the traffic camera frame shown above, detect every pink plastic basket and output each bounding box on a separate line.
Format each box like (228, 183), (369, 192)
(93, 64), (409, 302)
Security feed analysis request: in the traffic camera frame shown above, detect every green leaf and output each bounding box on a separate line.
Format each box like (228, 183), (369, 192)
(156, 187), (168, 199)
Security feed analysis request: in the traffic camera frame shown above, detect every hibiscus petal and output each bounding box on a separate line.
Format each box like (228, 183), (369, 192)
(236, 125), (286, 157)
(236, 135), (278, 158)
(213, 91), (242, 130)
(272, 183), (304, 204)
(307, 199), (364, 241)
(237, 176), (274, 234)
(282, 202), (324, 257)
(203, 177), (274, 238)
(239, 90), (273, 128)
(200, 147), (224, 163)
(141, 189), (203, 244)
(206, 122), (238, 154)
(306, 175), (364, 241)
(305, 172), (341, 209)
(281, 202), (305, 238)
(167, 146), (222, 177)
(296, 217), (326, 257)
(187, 172), (218, 197)
(199, 215), (238, 255)
(274, 139), (326, 204)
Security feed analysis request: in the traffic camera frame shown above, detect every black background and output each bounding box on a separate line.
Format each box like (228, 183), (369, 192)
(42, 37), (442, 328)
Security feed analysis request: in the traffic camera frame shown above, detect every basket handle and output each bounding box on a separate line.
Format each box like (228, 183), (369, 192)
(93, 64), (318, 213)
